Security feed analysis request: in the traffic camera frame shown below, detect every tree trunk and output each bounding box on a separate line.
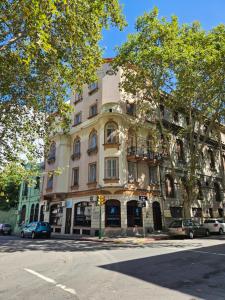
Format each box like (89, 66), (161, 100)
(183, 200), (191, 219)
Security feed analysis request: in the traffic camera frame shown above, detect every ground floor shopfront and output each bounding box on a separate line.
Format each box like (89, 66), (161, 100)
(40, 193), (225, 237)
(40, 194), (164, 237)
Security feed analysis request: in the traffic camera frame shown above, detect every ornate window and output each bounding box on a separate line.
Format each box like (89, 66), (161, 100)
(149, 167), (158, 184)
(47, 142), (56, 164)
(89, 103), (97, 118)
(105, 158), (119, 179)
(40, 205), (44, 222)
(127, 130), (137, 155)
(176, 139), (185, 162)
(72, 138), (81, 160)
(214, 182), (221, 202)
(165, 175), (175, 198)
(74, 112), (82, 126)
(128, 161), (137, 183)
(105, 122), (118, 144)
(87, 131), (98, 154)
(88, 163), (97, 183)
(47, 173), (53, 190)
(72, 167), (79, 186)
(74, 202), (91, 227)
(74, 92), (83, 103)
(20, 205), (26, 224)
(30, 204), (35, 222)
(88, 82), (98, 94)
(208, 149), (215, 170)
(105, 200), (121, 227)
(34, 204), (39, 221)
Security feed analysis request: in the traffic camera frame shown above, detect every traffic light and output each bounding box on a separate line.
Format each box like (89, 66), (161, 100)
(97, 195), (106, 206)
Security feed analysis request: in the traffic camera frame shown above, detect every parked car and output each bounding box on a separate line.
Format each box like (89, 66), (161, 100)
(21, 222), (51, 239)
(168, 219), (210, 239)
(0, 223), (12, 235)
(203, 219), (225, 234)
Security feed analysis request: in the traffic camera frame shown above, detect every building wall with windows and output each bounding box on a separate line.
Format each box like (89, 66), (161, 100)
(41, 61), (225, 236)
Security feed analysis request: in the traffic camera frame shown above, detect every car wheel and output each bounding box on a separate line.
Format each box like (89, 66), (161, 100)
(219, 228), (223, 235)
(31, 232), (36, 239)
(189, 231), (194, 239)
(21, 231), (25, 238)
(205, 229), (210, 237)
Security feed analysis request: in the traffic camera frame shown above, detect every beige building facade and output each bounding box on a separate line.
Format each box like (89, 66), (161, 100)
(40, 61), (225, 236)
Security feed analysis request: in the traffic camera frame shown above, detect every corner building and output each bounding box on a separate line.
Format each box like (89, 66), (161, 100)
(41, 60), (225, 236)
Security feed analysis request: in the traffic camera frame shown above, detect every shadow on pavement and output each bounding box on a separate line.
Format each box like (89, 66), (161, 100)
(100, 242), (225, 300)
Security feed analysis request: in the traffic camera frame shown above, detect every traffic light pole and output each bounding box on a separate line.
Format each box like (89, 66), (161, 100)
(142, 205), (146, 238)
(99, 204), (102, 239)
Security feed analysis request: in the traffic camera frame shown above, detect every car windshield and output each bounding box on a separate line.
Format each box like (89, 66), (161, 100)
(169, 220), (182, 228)
(4, 224), (11, 227)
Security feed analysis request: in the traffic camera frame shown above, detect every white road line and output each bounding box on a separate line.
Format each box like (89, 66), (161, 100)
(24, 268), (77, 296)
(189, 249), (225, 256)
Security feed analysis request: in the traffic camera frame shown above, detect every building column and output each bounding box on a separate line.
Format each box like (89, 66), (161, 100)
(70, 202), (75, 234)
(120, 200), (127, 236)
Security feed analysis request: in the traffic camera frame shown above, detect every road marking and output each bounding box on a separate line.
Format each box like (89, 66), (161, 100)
(24, 268), (77, 296)
(189, 249), (225, 257)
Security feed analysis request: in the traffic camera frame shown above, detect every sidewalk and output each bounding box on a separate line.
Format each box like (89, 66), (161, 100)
(51, 232), (169, 244)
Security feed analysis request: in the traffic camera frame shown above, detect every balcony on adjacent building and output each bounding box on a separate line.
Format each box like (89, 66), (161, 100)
(127, 147), (163, 165)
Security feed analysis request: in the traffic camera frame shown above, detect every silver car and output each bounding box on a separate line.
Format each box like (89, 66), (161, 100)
(0, 223), (12, 235)
(203, 219), (225, 234)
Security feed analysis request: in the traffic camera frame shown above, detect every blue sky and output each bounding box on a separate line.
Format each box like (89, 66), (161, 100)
(101, 0), (225, 57)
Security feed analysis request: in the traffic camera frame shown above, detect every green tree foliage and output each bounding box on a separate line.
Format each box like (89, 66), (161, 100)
(0, 0), (125, 167)
(114, 8), (225, 217)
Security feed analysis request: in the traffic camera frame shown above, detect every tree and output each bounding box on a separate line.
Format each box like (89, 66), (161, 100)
(0, 0), (125, 168)
(114, 8), (225, 217)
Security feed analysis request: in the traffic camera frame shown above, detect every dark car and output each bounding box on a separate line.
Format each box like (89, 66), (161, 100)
(21, 222), (51, 239)
(0, 223), (12, 235)
(168, 219), (210, 239)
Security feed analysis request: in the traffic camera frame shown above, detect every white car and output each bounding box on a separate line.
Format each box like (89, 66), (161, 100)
(203, 219), (225, 234)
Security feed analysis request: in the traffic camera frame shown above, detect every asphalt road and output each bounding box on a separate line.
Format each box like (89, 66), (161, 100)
(1, 235), (225, 300)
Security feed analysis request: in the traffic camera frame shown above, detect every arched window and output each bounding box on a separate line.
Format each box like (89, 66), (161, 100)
(176, 139), (185, 161)
(127, 200), (142, 227)
(105, 122), (118, 144)
(88, 131), (97, 151)
(72, 138), (81, 160)
(214, 182), (221, 202)
(105, 200), (121, 227)
(208, 149), (215, 169)
(21, 205), (26, 224)
(165, 175), (175, 198)
(197, 180), (203, 200)
(40, 205), (44, 222)
(34, 203), (39, 221)
(73, 138), (80, 154)
(30, 204), (35, 222)
(74, 202), (91, 227)
(48, 142), (56, 163)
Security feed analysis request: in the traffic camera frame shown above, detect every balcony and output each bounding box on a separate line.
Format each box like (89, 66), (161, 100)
(127, 147), (163, 165)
